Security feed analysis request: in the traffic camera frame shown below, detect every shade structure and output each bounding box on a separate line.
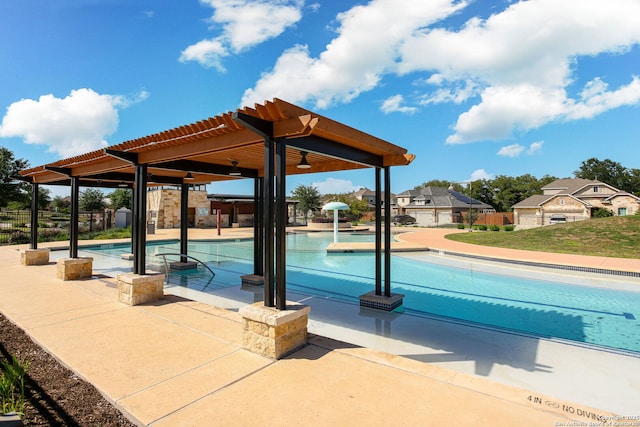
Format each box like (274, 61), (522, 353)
(17, 98), (415, 311)
(322, 201), (349, 243)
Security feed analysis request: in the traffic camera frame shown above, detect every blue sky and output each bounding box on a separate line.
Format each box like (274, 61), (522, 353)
(1, 0), (640, 197)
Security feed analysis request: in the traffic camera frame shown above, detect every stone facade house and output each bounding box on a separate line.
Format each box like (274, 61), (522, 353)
(396, 186), (494, 227)
(512, 178), (640, 228)
(147, 185), (216, 228)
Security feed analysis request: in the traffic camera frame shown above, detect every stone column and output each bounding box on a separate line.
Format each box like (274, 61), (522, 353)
(239, 302), (310, 359)
(20, 248), (50, 266)
(117, 272), (164, 306)
(56, 257), (93, 280)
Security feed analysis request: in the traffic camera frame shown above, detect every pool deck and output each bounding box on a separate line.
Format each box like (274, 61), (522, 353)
(1, 227), (638, 426)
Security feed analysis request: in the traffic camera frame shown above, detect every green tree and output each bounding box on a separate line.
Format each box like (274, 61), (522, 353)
(574, 158), (632, 192)
(28, 186), (51, 210)
(80, 188), (106, 232)
(330, 193), (370, 223)
(291, 184), (321, 225)
(489, 174), (556, 212)
(108, 188), (132, 210)
(52, 195), (70, 212)
(415, 179), (454, 190)
(0, 147), (29, 208)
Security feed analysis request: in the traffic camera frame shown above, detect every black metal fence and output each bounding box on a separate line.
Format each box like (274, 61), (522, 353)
(0, 210), (113, 245)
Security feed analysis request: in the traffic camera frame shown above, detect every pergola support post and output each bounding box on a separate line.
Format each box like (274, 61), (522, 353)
(30, 182), (39, 249)
(168, 183), (196, 271)
(263, 137), (275, 307)
(133, 164), (148, 274)
(275, 138), (287, 310)
(20, 182), (50, 266)
(374, 167), (382, 295)
(254, 177), (264, 276)
(384, 166), (392, 297)
(241, 177), (265, 287)
(70, 176), (80, 258)
(359, 166), (404, 311)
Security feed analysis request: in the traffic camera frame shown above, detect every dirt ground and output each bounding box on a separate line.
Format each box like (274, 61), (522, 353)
(0, 314), (135, 427)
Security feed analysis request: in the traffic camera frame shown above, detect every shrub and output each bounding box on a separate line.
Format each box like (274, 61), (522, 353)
(0, 354), (29, 416)
(457, 224), (466, 229)
(8, 232), (30, 245)
(477, 225), (488, 231)
(504, 225), (514, 231)
(489, 224), (500, 231)
(592, 208), (613, 218)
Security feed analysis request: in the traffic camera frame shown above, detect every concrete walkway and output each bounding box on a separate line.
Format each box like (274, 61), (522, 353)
(0, 228), (636, 426)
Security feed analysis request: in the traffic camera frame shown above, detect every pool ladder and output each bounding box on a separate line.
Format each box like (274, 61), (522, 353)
(154, 253), (216, 286)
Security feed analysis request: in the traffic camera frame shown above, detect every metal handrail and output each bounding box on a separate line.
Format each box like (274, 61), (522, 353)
(154, 252), (216, 285)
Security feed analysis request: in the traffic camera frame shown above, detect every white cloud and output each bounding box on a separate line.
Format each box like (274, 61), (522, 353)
(527, 141), (543, 155)
(243, 0), (640, 142)
(242, 0), (465, 107)
(419, 79), (480, 105)
(565, 76), (640, 120)
(180, 39), (229, 72)
(311, 177), (360, 194)
(381, 95), (417, 114)
(0, 88), (147, 158)
(398, 0), (640, 143)
(497, 140), (544, 157)
(497, 144), (524, 158)
(180, 0), (303, 71)
(469, 169), (493, 181)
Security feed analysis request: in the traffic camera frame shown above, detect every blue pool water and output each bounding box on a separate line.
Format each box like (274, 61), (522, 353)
(85, 233), (640, 353)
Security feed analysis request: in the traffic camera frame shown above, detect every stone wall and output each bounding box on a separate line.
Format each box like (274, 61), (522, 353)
(147, 188), (214, 228)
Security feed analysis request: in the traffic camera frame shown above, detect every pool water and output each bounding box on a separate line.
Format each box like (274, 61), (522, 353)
(85, 233), (640, 353)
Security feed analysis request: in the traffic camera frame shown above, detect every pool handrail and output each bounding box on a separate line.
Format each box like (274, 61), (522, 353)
(154, 252), (216, 285)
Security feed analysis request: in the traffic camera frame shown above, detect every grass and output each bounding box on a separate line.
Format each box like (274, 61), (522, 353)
(446, 215), (640, 259)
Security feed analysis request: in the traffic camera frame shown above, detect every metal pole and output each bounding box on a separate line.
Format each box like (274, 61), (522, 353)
(70, 176), (79, 258)
(180, 183), (189, 263)
(134, 165), (148, 274)
(275, 138), (287, 310)
(468, 182), (472, 232)
(30, 183), (39, 249)
(131, 186), (137, 264)
(375, 167), (382, 296)
(254, 177), (264, 276)
(263, 138), (275, 307)
(384, 166), (391, 297)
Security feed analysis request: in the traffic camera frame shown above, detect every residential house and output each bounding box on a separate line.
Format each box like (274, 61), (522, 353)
(352, 187), (398, 216)
(396, 186), (494, 227)
(512, 178), (640, 228)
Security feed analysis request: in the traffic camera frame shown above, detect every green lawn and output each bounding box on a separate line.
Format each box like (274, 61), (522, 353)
(446, 215), (640, 259)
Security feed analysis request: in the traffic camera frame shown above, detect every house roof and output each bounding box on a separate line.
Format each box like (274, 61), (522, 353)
(512, 195), (551, 208)
(515, 178), (634, 209)
(400, 186), (494, 210)
(542, 178), (617, 194)
(18, 98), (414, 188)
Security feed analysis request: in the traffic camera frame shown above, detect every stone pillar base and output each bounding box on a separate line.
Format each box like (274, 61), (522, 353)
(56, 257), (93, 280)
(20, 248), (50, 266)
(359, 291), (404, 311)
(239, 302), (310, 359)
(169, 261), (197, 271)
(241, 274), (264, 286)
(117, 273), (164, 306)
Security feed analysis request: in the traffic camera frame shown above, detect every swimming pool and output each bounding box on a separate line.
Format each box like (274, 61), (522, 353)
(83, 232), (640, 354)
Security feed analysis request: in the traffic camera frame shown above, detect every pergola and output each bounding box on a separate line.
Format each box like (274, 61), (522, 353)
(18, 98), (414, 310)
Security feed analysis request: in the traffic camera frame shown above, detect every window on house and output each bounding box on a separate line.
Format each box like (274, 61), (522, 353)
(593, 186), (599, 193)
(618, 207), (627, 216)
